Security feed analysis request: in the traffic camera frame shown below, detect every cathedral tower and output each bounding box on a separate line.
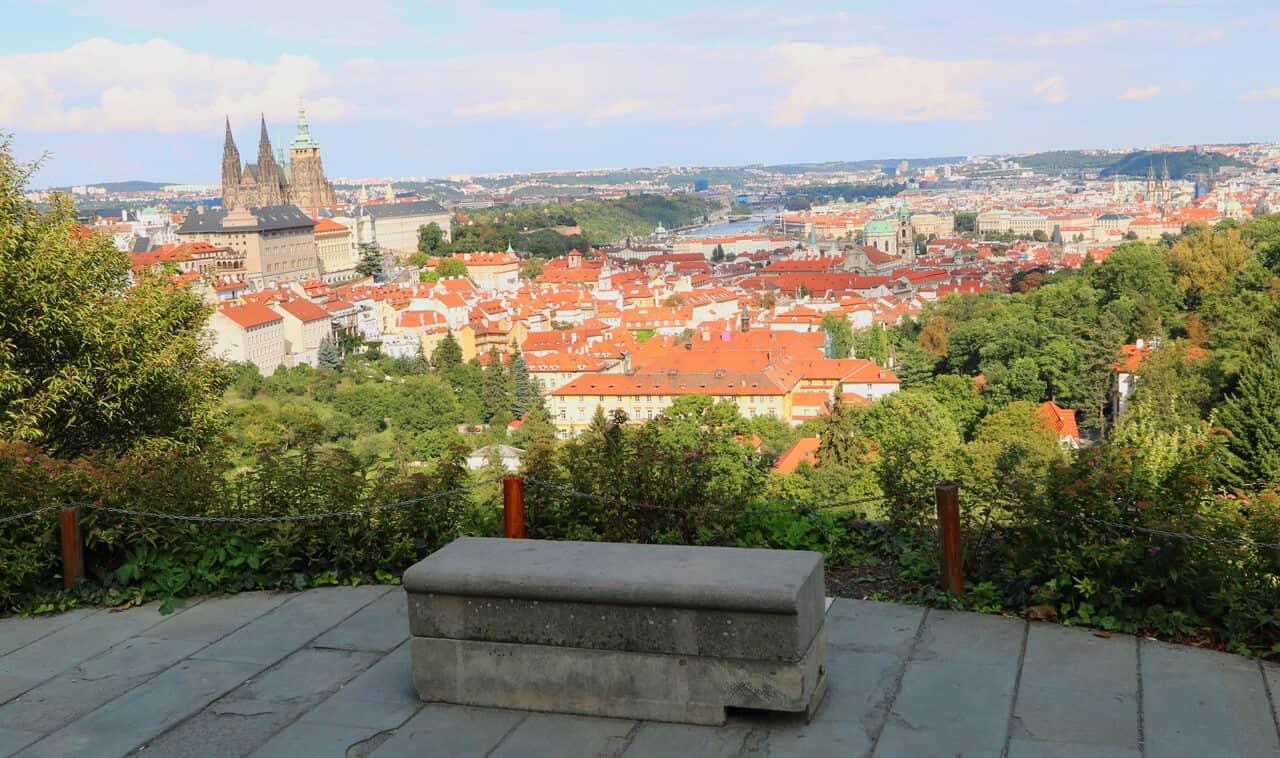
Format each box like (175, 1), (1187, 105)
(220, 117), (243, 209)
(287, 104), (337, 208)
(254, 116), (286, 207)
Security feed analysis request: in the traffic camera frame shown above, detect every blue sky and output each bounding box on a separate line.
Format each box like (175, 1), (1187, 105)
(3, 1), (1278, 186)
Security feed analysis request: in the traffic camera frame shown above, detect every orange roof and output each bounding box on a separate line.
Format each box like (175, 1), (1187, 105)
(219, 303), (282, 329)
(313, 218), (349, 234)
(774, 437), (821, 473)
(275, 299), (331, 322)
(1035, 401), (1080, 442)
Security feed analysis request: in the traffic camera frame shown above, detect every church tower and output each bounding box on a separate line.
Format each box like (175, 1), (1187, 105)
(897, 201), (915, 262)
(255, 116), (285, 207)
(220, 117), (243, 209)
(287, 104), (337, 208)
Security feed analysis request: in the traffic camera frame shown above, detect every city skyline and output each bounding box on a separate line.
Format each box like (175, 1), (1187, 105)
(4, 0), (1279, 186)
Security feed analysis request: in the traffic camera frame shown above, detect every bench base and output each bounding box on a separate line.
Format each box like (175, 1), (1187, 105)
(410, 624), (826, 726)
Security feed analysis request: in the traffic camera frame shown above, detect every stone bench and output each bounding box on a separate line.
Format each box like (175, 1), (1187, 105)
(402, 537), (827, 725)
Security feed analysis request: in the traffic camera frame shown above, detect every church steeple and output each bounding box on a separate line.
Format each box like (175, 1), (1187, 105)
(254, 114), (284, 206)
(291, 103), (321, 150)
(220, 116), (242, 209)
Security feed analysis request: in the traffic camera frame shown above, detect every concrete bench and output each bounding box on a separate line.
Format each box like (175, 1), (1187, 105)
(402, 537), (827, 725)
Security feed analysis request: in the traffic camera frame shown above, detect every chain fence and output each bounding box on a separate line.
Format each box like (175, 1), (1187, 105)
(3, 475), (1278, 551)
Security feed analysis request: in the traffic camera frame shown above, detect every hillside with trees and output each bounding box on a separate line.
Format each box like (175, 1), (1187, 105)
(1014, 149), (1248, 176)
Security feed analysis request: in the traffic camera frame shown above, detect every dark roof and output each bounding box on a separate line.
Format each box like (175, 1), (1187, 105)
(358, 200), (446, 219)
(178, 205), (316, 234)
(130, 237), (152, 253)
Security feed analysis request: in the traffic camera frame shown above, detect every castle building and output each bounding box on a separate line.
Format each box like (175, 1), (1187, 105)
(221, 106), (336, 210)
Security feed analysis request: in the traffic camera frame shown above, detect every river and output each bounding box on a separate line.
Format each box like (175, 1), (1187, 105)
(682, 207), (782, 239)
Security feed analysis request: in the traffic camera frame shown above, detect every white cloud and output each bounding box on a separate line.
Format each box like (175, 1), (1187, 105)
(767, 43), (994, 125)
(1032, 75), (1070, 104)
(1119, 84), (1162, 101)
(0, 38), (354, 132)
(1241, 88), (1280, 102)
(1031, 19), (1224, 47)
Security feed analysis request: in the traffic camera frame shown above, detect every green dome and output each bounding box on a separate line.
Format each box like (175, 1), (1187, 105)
(864, 219), (895, 234)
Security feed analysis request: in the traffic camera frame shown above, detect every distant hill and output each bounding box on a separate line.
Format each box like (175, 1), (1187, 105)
(762, 157), (965, 174)
(1100, 150), (1248, 178)
(52, 180), (173, 193)
(1013, 150), (1248, 177)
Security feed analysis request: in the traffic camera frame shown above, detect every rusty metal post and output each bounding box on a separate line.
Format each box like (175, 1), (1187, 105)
(935, 482), (964, 596)
(59, 504), (85, 589)
(503, 476), (526, 539)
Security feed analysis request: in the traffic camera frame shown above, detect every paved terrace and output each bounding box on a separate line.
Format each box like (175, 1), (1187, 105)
(1, 587), (1278, 757)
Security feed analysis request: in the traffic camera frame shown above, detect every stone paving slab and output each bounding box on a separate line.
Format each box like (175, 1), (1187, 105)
(312, 588), (409, 653)
(297, 642), (420, 731)
(0, 636), (205, 734)
(139, 591), (289, 643)
(488, 713), (637, 757)
(0, 728), (40, 758)
(3, 591), (1280, 757)
(15, 658), (262, 758)
(367, 704), (528, 757)
(1010, 623), (1139, 752)
(0, 608), (98, 658)
(190, 585), (388, 665)
(138, 647), (380, 758)
(1142, 639), (1280, 758)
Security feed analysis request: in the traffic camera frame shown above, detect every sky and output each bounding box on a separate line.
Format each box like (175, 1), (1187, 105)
(3, 0), (1278, 186)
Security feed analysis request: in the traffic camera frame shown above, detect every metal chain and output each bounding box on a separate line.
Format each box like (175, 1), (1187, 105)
(0, 505), (61, 525)
(1076, 514), (1280, 550)
(31, 478), (506, 525)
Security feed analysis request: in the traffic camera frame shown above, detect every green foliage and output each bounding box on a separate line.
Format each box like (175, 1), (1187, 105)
(0, 137), (230, 459)
(862, 391), (961, 527)
(416, 222), (445, 255)
(355, 243), (383, 277)
(316, 338), (342, 372)
(820, 313), (853, 359)
(1216, 343), (1280, 484)
(430, 333), (463, 370)
(436, 257), (468, 279)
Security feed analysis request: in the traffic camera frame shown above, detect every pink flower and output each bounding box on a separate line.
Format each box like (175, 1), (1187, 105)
(1192, 513), (1206, 521)
(22, 456), (32, 464)
(1227, 493), (1237, 500)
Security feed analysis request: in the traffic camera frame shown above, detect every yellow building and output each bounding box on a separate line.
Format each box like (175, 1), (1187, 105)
(178, 205), (319, 286)
(549, 368), (793, 437)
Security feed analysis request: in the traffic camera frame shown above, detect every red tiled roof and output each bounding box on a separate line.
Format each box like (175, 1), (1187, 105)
(219, 303), (282, 329)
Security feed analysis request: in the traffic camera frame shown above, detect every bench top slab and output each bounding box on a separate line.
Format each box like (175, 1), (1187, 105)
(402, 538), (823, 615)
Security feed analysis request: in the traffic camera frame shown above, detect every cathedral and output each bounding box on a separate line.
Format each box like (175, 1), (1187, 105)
(1146, 161), (1173, 207)
(221, 105), (336, 210)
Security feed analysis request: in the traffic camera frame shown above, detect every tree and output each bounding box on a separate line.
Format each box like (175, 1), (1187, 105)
(711, 244), (726, 262)
(918, 316), (948, 357)
(417, 222), (445, 255)
(1165, 224), (1250, 308)
(1089, 242), (1180, 321)
(436, 257), (468, 279)
(431, 333), (463, 370)
(509, 352), (545, 417)
(954, 211), (977, 233)
(815, 388), (866, 467)
(0, 137), (230, 458)
(317, 338), (343, 372)
(1032, 229), (1050, 243)
(480, 350), (514, 422)
(861, 391), (961, 524)
(355, 243), (383, 278)
(820, 313), (853, 359)
(1215, 342), (1280, 484)
(520, 258), (544, 280)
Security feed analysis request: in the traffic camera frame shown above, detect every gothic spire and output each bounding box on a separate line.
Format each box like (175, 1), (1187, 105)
(291, 102), (321, 150)
(224, 116), (236, 149)
(258, 114), (272, 154)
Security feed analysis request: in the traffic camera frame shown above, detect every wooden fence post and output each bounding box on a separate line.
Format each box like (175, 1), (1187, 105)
(935, 482), (964, 595)
(503, 476), (526, 539)
(59, 504), (85, 589)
